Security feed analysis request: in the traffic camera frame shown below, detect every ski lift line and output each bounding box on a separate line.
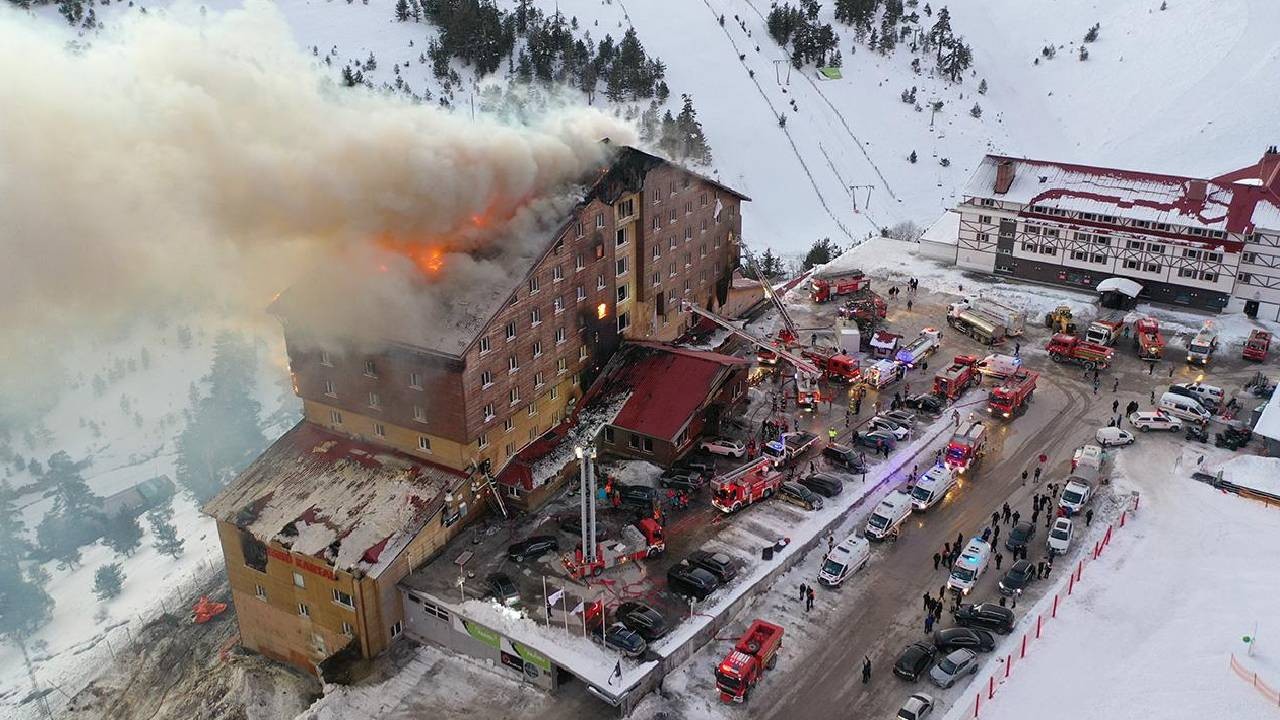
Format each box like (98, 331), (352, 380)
(815, 141), (884, 231)
(696, 0), (856, 242)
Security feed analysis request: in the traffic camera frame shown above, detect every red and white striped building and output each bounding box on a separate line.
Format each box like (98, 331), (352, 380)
(954, 148), (1280, 319)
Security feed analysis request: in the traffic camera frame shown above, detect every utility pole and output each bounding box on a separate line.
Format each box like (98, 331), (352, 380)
(849, 185), (874, 214)
(772, 59), (781, 85)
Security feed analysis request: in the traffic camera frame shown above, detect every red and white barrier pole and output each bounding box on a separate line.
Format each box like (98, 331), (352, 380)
(1052, 594), (1059, 618)
(975, 692), (981, 718)
(1036, 614), (1043, 638)
(1093, 541), (1100, 559)
(1120, 510), (1126, 527)
(988, 675), (996, 699)
(1075, 560), (1083, 581)
(1133, 493), (1140, 511)
(1068, 574), (1075, 595)
(1005, 653), (1012, 678)
(1021, 634), (1028, 658)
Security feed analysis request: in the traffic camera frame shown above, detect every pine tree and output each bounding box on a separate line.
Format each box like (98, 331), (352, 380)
(102, 508), (144, 557)
(675, 94), (713, 164)
(929, 6), (952, 62)
(1078, 45), (1089, 61)
(0, 482), (31, 558)
(658, 110), (681, 158)
(909, 150), (918, 163)
(1083, 23), (1100, 43)
(803, 238), (835, 270)
(148, 505), (185, 559)
(394, 0), (409, 22)
(0, 561), (53, 638)
(93, 563), (124, 601)
(970, 102), (982, 118)
(978, 78), (988, 94)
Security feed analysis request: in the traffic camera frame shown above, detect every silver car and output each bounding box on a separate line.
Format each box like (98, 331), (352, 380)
(928, 649), (979, 688)
(896, 692), (935, 720)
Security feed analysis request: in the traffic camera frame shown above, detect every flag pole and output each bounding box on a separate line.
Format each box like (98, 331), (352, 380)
(541, 575), (549, 626)
(562, 592), (570, 632)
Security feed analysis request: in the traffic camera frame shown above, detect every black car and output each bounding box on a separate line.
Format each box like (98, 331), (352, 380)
(854, 430), (897, 450)
(823, 443), (867, 472)
(673, 460), (715, 477)
(667, 564), (720, 601)
(617, 484), (659, 510)
(603, 623), (647, 658)
(799, 472), (845, 498)
(659, 471), (706, 492)
(686, 550), (738, 584)
(903, 393), (945, 414)
(615, 601), (669, 641)
(998, 559), (1036, 596)
(954, 603), (1015, 635)
(932, 627), (996, 654)
(779, 481), (824, 511)
(1004, 521), (1036, 552)
(485, 573), (519, 605)
(893, 641), (938, 681)
(507, 535), (559, 562)
(558, 515), (611, 541)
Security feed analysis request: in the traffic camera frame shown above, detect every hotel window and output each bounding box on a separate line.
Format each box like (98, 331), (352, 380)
(479, 337), (491, 354)
(554, 296), (564, 314)
(503, 418), (514, 432)
(701, 219), (708, 233)
(505, 442), (515, 458)
(294, 572), (306, 588)
(298, 603), (310, 617)
(1178, 268), (1195, 278)
(669, 262), (676, 278)
(329, 410), (343, 425)
(413, 405), (426, 422)
(324, 380), (336, 397)
(685, 201), (693, 215)
(527, 403), (537, 417)
(528, 427), (538, 440)
(579, 345), (588, 360)
(669, 181), (676, 196)
(505, 321), (516, 341)
(597, 274), (606, 290)
(616, 227), (628, 247)
(1025, 225), (1041, 235)
(554, 238), (564, 255)
(575, 221), (583, 237)
(700, 192), (708, 207)
(617, 198), (634, 217)
(617, 285), (629, 303)
(481, 370), (493, 387)
(509, 387), (520, 405)
(255, 585), (267, 600)
(700, 244), (707, 258)
(1183, 249), (1201, 259)
(551, 386), (559, 400)
(1148, 244), (1164, 254)
(391, 621), (403, 638)
(671, 235), (679, 249)
(652, 244), (661, 259)
(668, 209), (676, 224)
(528, 276), (540, 294)
(364, 360), (377, 377)
(368, 391), (380, 408)
(341, 622), (354, 636)
(532, 341), (542, 358)
(1144, 263), (1161, 273)
(535, 371), (545, 388)
(1093, 254), (1107, 264)
(1202, 272), (1218, 282)
(576, 286), (586, 301)
(1242, 252), (1256, 263)
(418, 435), (432, 451)
(652, 272), (661, 287)
(1206, 252), (1222, 263)
(373, 422), (385, 437)
(977, 233), (990, 242)
(553, 265), (564, 282)
(555, 327), (566, 344)
(557, 358), (568, 373)
(616, 257), (628, 276)
(651, 216), (660, 231)
(594, 242), (604, 260)
(409, 371), (422, 389)
(575, 252), (585, 270)
(683, 176), (690, 190)
(508, 355), (519, 373)
(483, 403), (495, 421)
(978, 215), (993, 224)
(478, 433), (488, 449)
(531, 307), (542, 326)
(595, 212), (604, 228)
(332, 589), (354, 609)
(320, 350), (333, 366)
(1239, 272), (1253, 284)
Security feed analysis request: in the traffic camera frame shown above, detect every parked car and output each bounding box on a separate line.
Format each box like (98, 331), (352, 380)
(870, 416), (912, 441)
(779, 481), (824, 511)
(823, 442), (867, 472)
(903, 393), (945, 414)
(485, 573), (519, 605)
(929, 649), (979, 688)
(882, 409), (918, 427)
(1004, 521), (1036, 552)
(799, 472), (845, 498)
(615, 601), (669, 641)
(507, 535), (559, 562)
(1047, 517), (1074, 555)
(659, 471), (706, 492)
(617, 483), (659, 510)
(854, 429), (898, 451)
(896, 692), (936, 720)
(932, 627), (995, 654)
(953, 603), (1015, 634)
(666, 564), (720, 602)
(673, 460), (716, 477)
(893, 642), (938, 681)
(998, 559), (1036, 596)
(1095, 426), (1135, 447)
(699, 437), (746, 458)
(1128, 411), (1183, 432)
(686, 550), (738, 584)
(558, 516), (611, 541)
(603, 623), (647, 658)
(1168, 382), (1225, 411)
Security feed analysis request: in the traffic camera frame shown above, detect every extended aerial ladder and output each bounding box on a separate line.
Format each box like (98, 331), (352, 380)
(681, 301), (825, 408)
(742, 248), (800, 346)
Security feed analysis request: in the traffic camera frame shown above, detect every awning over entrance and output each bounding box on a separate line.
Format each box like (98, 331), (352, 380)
(1096, 277), (1144, 298)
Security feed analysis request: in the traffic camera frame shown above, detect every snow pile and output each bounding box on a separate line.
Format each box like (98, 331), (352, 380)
(1215, 454), (1280, 497)
(946, 440), (1280, 720)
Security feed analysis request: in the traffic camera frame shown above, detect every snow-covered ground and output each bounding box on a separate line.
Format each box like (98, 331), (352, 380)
(942, 439), (1280, 720)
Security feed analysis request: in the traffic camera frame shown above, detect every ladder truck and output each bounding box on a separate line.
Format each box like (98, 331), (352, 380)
(683, 302), (827, 411)
(711, 458), (784, 513)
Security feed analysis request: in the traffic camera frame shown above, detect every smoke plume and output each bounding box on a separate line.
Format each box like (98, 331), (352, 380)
(0, 1), (634, 398)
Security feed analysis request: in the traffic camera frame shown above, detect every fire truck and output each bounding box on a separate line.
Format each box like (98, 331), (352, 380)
(933, 355), (980, 401)
(811, 267), (870, 303)
(895, 328), (943, 367)
(1132, 317), (1165, 360)
(988, 370), (1038, 419)
(838, 292), (888, 326)
(711, 459), (784, 513)
(562, 519), (665, 579)
(801, 347), (860, 383)
(1186, 322), (1219, 365)
(682, 303), (827, 411)
(1243, 329), (1271, 362)
(715, 619), (784, 703)
(945, 421), (987, 473)
(1045, 334), (1115, 370)
(1084, 318), (1125, 346)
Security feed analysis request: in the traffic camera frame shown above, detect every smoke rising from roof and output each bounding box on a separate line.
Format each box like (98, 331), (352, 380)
(0, 2), (633, 397)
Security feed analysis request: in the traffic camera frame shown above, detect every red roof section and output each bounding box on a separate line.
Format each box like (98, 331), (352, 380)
(610, 345), (747, 441)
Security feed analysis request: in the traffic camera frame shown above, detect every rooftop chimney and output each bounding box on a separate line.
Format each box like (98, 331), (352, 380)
(1187, 179), (1207, 203)
(994, 159), (1015, 195)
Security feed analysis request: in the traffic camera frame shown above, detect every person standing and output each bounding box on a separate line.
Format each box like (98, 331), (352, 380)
(1012, 510), (1021, 525)
(1034, 466), (1042, 482)
(990, 510), (1000, 527)
(1112, 399), (1120, 414)
(923, 592), (932, 611)
(1169, 365), (1175, 378)
(924, 613), (935, 633)
(1002, 503), (1011, 522)
(995, 552), (1004, 570)
(799, 582), (808, 603)
(992, 524), (1001, 547)
(862, 655), (872, 684)
(1021, 469), (1029, 484)
(1113, 378), (1120, 393)
(806, 586), (815, 612)
(933, 552), (942, 570)
(1085, 509), (1094, 526)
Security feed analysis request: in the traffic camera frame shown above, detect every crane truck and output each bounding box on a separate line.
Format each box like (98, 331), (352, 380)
(562, 519), (665, 578)
(1132, 317), (1166, 360)
(1045, 334), (1115, 370)
(711, 458), (784, 513)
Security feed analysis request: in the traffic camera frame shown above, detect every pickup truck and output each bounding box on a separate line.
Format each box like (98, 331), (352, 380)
(762, 431), (819, 465)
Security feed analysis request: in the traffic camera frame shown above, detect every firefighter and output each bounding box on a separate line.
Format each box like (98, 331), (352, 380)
(828, 426), (838, 441)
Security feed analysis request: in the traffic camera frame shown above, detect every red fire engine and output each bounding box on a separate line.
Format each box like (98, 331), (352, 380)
(945, 421), (987, 473)
(1045, 333), (1115, 370)
(1132, 317), (1165, 360)
(933, 355), (979, 401)
(811, 268), (870, 303)
(715, 619), (784, 703)
(801, 347), (861, 383)
(711, 459), (783, 513)
(1243, 329), (1271, 362)
(987, 370), (1038, 418)
(562, 518), (665, 579)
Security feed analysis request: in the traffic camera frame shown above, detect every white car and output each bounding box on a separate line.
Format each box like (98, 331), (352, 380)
(1128, 411), (1183, 432)
(1095, 426), (1134, 447)
(699, 437), (746, 457)
(896, 692), (936, 720)
(1058, 479), (1092, 515)
(1047, 517), (1074, 555)
(870, 416), (911, 441)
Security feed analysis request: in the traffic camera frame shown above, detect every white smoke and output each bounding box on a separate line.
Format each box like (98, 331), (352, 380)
(0, 2), (634, 416)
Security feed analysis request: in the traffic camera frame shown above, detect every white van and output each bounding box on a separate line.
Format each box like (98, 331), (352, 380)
(976, 353), (1022, 378)
(947, 538), (992, 595)
(910, 465), (958, 511)
(1158, 391), (1212, 425)
(817, 534), (871, 587)
(1072, 444), (1103, 474)
(865, 491), (914, 541)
